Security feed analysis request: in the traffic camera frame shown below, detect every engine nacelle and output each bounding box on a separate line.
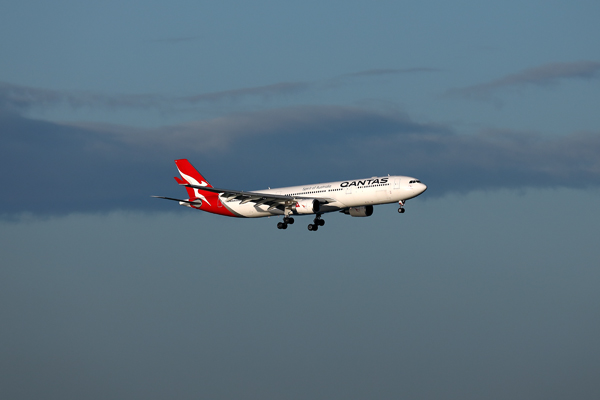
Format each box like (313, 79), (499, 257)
(295, 199), (320, 214)
(344, 205), (374, 217)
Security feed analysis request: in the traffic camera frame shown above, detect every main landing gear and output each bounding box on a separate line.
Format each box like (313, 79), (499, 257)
(277, 216), (295, 230)
(276, 214), (325, 232)
(398, 200), (406, 214)
(307, 214), (325, 231)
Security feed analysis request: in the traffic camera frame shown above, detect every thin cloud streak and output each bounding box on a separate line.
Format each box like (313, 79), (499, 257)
(182, 82), (310, 103)
(0, 66), (433, 114)
(0, 82), (168, 113)
(448, 60), (600, 100)
(0, 81), (309, 113)
(144, 35), (200, 44)
(344, 67), (440, 78)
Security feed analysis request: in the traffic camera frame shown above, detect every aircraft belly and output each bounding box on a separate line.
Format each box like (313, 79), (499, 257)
(318, 205), (342, 214)
(224, 201), (279, 218)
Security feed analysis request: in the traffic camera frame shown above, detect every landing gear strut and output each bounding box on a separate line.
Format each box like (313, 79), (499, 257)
(308, 214), (325, 231)
(398, 200), (406, 214)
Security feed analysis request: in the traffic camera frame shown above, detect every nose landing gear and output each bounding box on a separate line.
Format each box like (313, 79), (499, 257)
(398, 200), (406, 214)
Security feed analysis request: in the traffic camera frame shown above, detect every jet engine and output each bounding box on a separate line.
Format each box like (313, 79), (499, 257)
(295, 199), (320, 214)
(343, 205), (374, 217)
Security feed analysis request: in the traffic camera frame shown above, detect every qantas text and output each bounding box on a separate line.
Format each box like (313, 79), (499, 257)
(340, 178), (389, 187)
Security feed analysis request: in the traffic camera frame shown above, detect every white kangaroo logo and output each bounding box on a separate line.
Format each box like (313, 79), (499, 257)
(178, 170), (212, 206)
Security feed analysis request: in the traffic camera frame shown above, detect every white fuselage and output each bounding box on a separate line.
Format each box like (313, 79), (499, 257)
(220, 175), (427, 217)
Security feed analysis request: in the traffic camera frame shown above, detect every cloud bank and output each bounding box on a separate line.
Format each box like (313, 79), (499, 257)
(1, 106), (599, 216)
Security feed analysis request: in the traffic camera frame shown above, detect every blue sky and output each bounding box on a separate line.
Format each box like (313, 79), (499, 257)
(1, 2), (600, 399)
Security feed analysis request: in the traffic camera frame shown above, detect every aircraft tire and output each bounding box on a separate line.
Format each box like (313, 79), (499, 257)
(277, 222), (284, 229)
(318, 219), (325, 226)
(398, 208), (405, 213)
(287, 217), (294, 224)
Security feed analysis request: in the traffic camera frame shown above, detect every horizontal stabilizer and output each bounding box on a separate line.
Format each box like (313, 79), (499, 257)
(151, 196), (202, 205)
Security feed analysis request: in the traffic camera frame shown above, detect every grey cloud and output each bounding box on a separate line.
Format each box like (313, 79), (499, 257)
(449, 60), (600, 99)
(394, 129), (600, 193)
(1, 107), (599, 216)
(75, 105), (440, 157)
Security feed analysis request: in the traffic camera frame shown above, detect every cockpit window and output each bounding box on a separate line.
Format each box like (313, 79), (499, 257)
(409, 180), (421, 184)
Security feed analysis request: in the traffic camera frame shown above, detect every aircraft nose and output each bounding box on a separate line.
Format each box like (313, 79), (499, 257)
(420, 183), (427, 193)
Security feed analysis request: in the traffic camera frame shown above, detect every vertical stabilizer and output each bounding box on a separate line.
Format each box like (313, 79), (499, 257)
(174, 159), (213, 204)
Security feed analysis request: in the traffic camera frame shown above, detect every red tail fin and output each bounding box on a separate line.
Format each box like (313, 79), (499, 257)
(174, 159), (213, 200)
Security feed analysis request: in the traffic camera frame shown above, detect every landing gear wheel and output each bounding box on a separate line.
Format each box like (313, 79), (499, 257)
(277, 222), (288, 229)
(284, 217), (295, 225)
(308, 224), (318, 231)
(398, 208), (405, 213)
(317, 219), (325, 226)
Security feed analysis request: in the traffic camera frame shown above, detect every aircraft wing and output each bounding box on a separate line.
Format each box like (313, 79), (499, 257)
(181, 184), (334, 209)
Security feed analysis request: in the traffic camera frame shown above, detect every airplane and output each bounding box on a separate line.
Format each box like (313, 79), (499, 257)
(153, 159), (427, 231)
